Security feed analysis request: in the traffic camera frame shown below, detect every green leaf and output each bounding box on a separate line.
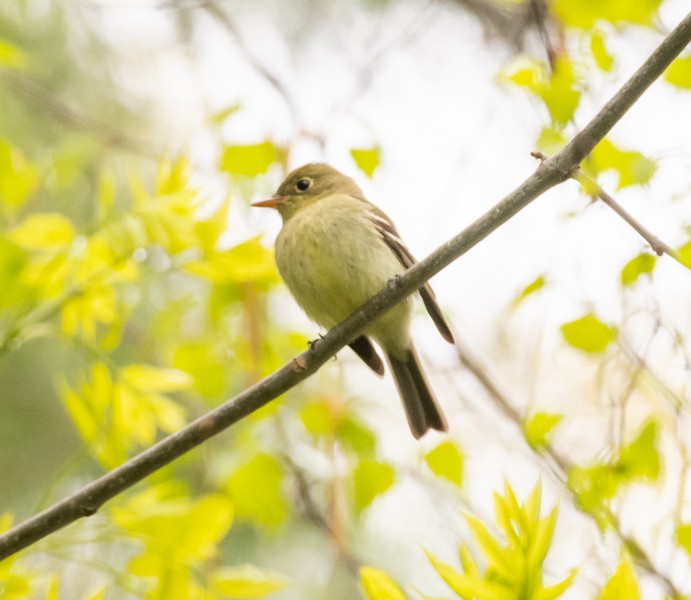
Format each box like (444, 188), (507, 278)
(616, 421), (659, 482)
(465, 514), (517, 585)
(121, 364), (193, 392)
(426, 550), (513, 600)
(10, 212), (76, 250)
(561, 313), (616, 354)
(535, 570), (577, 600)
(226, 453), (288, 527)
(220, 141), (278, 177)
(512, 274), (546, 308)
(211, 565), (290, 598)
(598, 559), (640, 600)
(553, 0), (662, 28)
(173, 342), (226, 398)
(675, 523), (691, 558)
(536, 128), (567, 155)
(0, 140), (38, 212)
(337, 416), (377, 456)
(664, 56), (691, 90)
(620, 254), (656, 286)
(529, 506), (558, 569)
(359, 566), (406, 600)
(424, 440), (464, 486)
(350, 146), (380, 178)
(210, 103), (241, 125)
(586, 138), (657, 190)
(0, 39), (27, 69)
(590, 31), (614, 71)
(677, 240), (691, 269)
(458, 543), (481, 578)
(567, 464), (620, 513)
(186, 236), (278, 284)
(540, 56), (581, 125)
(524, 412), (563, 449)
(352, 459), (395, 513)
(504, 57), (580, 125)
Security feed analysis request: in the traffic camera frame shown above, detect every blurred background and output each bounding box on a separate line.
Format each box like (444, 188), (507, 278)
(0, 0), (690, 598)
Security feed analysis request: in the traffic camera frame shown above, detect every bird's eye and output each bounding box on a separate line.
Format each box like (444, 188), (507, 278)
(296, 178), (312, 192)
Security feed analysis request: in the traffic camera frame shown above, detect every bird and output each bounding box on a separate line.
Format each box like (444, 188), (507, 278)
(252, 163), (454, 439)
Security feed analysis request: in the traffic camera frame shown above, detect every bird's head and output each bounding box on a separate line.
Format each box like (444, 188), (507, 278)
(252, 163), (363, 221)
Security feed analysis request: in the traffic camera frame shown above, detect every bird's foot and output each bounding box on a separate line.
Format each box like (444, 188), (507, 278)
(307, 334), (325, 351)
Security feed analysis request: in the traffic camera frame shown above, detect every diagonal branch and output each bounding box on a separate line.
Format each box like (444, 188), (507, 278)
(0, 9), (689, 563)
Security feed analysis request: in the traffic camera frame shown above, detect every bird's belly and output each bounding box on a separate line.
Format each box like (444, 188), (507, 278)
(275, 207), (410, 347)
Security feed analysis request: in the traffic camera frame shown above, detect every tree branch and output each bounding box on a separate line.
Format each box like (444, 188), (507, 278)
(1, 9), (688, 563)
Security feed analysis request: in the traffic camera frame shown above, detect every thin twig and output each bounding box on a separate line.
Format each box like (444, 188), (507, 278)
(0, 9), (689, 563)
(574, 169), (678, 259)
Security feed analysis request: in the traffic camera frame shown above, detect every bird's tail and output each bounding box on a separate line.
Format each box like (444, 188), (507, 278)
(386, 348), (448, 439)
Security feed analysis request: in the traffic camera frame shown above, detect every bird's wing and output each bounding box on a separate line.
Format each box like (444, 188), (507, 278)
(367, 205), (455, 344)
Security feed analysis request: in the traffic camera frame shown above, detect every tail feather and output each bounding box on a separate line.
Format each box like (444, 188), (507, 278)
(386, 349), (447, 439)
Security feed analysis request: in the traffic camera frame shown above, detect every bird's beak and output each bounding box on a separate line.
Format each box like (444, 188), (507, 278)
(251, 196), (283, 209)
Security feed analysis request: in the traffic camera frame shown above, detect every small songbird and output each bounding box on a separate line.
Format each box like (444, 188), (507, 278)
(252, 163), (454, 439)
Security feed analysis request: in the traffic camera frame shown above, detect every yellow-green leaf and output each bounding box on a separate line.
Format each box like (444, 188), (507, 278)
(512, 274), (546, 308)
(350, 146), (380, 178)
(0, 39), (27, 69)
(458, 543), (481, 578)
(0, 140), (38, 211)
(590, 31), (614, 71)
(225, 453), (288, 528)
(560, 313), (616, 354)
(337, 416), (377, 456)
(553, 0), (662, 29)
(616, 421), (659, 482)
(11, 213), (75, 250)
(524, 412), (563, 449)
(567, 464), (620, 514)
(675, 523), (691, 558)
(186, 236), (277, 284)
(536, 570), (577, 600)
(352, 459), (395, 513)
(465, 514), (516, 584)
(676, 240), (691, 269)
(424, 440), (464, 486)
(359, 566), (406, 600)
(536, 128), (567, 155)
(540, 56), (581, 125)
(529, 506), (558, 569)
(426, 550), (513, 600)
(586, 138), (656, 190)
(664, 56), (691, 90)
(620, 254), (656, 286)
(210, 103), (241, 125)
(220, 141), (277, 177)
(598, 559), (640, 600)
(211, 565), (290, 598)
(121, 364), (193, 393)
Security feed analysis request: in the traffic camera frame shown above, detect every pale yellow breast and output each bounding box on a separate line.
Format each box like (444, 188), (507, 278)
(275, 195), (411, 353)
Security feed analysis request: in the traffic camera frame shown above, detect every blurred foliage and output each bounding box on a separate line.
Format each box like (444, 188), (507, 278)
(0, 0), (689, 598)
(425, 482), (575, 600)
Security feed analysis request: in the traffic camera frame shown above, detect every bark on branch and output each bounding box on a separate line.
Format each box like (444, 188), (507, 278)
(1, 9), (689, 563)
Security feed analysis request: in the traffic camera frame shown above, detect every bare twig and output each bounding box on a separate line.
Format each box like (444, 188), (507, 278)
(196, 0), (299, 118)
(574, 169), (678, 259)
(0, 9), (689, 563)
